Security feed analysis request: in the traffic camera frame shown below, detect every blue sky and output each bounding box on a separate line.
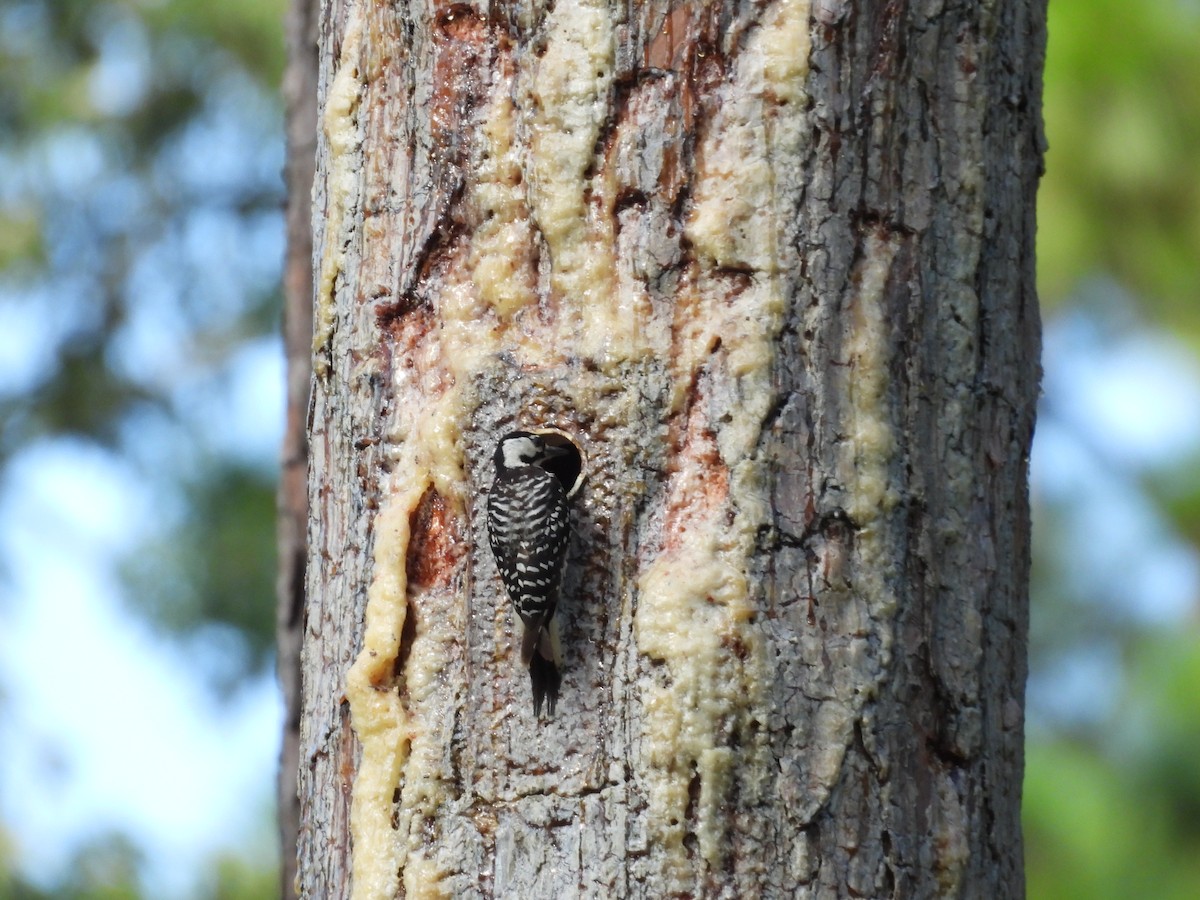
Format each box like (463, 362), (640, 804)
(0, 363), (284, 895)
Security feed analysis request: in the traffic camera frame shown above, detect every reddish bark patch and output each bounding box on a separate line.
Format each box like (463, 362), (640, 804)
(646, 3), (696, 72)
(643, 1), (726, 135)
(375, 291), (432, 329)
(660, 380), (730, 555)
(431, 5), (489, 164)
(870, 0), (906, 83)
(406, 488), (465, 590)
(378, 303), (437, 361)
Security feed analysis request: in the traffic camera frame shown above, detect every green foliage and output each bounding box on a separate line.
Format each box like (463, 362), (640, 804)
(1151, 452), (1200, 548)
(0, 833), (142, 899)
(1040, 0), (1200, 334)
(208, 852), (281, 900)
(122, 461), (278, 687)
(1025, 635), (1200, 899)
(140, 0), (289, 81)
(0, 829), (280, 899)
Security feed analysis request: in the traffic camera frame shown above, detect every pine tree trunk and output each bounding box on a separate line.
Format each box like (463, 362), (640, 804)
(278, 1), (320, 896)
(295, 0), (1044, 896)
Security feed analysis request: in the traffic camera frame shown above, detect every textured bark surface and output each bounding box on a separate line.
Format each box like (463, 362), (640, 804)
(278, 0), (319, 896)
(296, 0), (1044, 896)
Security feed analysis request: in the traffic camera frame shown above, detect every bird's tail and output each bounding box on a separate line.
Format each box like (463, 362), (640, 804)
(521, 617), (562, 717)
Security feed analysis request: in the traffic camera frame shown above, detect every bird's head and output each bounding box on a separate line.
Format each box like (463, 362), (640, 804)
(493, 430), (569, 471)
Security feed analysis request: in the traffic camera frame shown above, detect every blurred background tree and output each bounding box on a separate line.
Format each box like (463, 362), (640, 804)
(1027, 0), (1200, 897)
(0, 0), (285, 680)
(0, 0), (1197, 896)
(0, 0), (287, 895)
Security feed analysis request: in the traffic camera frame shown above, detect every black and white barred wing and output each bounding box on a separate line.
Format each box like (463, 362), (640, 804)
(486, 467), (570, 632)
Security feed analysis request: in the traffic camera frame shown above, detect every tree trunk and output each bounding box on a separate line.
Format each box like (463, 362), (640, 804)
(278, 0), (319, 896)
(296, 0), (1044, 896)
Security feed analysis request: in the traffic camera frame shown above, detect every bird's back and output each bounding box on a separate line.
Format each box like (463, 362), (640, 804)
(486, 465), (570, 626)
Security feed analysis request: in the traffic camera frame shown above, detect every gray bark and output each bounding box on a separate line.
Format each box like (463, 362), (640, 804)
(296, 0), (1044, 897)
(279, 0), (319, 896)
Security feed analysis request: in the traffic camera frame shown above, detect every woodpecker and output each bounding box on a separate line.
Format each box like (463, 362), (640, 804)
(486, 430), (572, 717)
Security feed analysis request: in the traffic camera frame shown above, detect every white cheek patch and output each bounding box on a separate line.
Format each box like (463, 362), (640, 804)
(502, 437), (540, 468)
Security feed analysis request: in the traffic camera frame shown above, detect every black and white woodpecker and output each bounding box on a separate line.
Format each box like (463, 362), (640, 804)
(486, 430), (572, 717)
